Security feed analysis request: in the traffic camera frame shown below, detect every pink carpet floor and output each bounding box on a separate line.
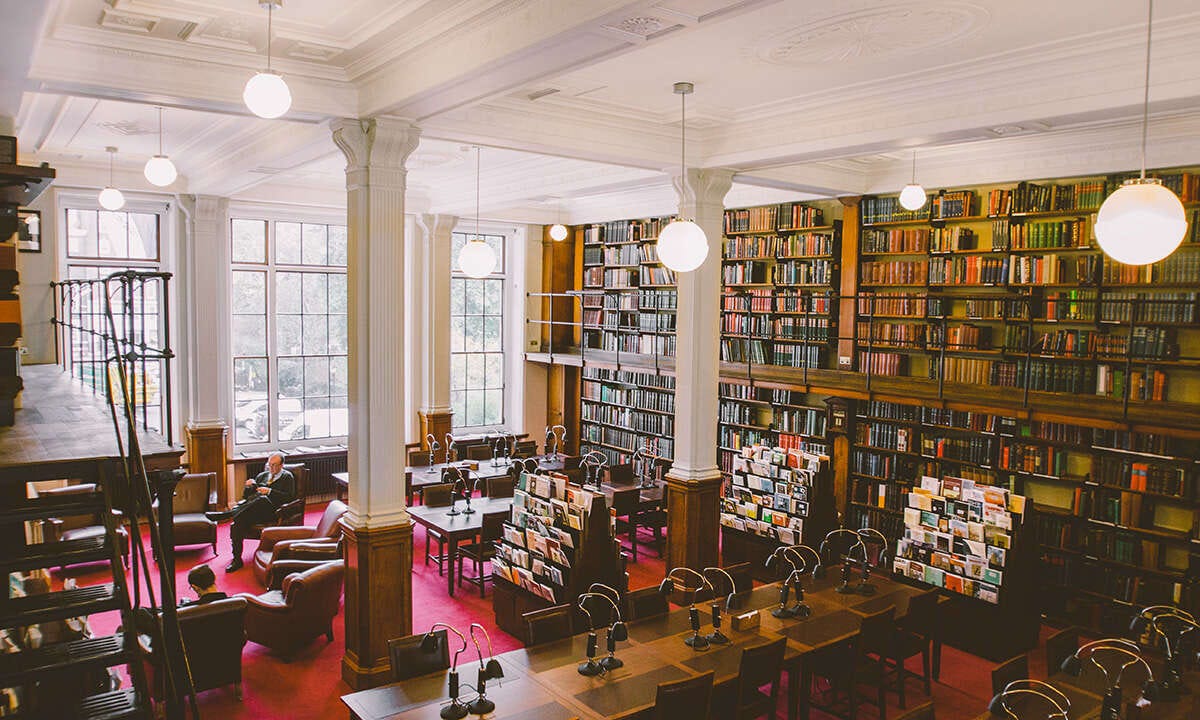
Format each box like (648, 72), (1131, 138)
(50, 503), (1043, 719)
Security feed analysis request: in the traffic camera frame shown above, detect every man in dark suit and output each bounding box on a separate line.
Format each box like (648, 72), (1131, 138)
(206, 452), (296, 572)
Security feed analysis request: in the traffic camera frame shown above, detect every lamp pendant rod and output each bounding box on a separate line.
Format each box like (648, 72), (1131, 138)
(267, 3), (273, 73)
(109, 147), (114, 186)
(911, 150), (917, 184)
(680, 90), (685, 184)
(1140, 0), (1153, 179)
(157, 107), (163, 155)
(475, 146), (481, 239)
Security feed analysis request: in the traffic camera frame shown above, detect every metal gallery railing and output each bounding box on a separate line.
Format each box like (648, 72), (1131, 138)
(50, 270), (176, 444)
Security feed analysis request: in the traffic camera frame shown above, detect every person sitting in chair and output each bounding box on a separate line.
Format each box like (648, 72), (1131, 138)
(181, 563), (228, 606)
(206, 452), (296, 572)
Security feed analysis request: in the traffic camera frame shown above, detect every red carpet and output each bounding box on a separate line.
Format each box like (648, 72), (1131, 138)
(52, 503), (1033, 719)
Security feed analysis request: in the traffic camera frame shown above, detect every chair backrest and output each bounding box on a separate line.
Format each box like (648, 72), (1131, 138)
(604, 463), (634, 486)
(423, 483), (454, 508)
(441, 466), (470, 488)
(895, 701), (936, 720)
(902, 589), (939, 637)
(1045, 627), (1078, 675)
(737, 637), (787, 703)
(722, 562), (754, 594)
(481, 511), (506, 543)
(991, 654), (1030, 696)
(561, 467), (585, 486)
(485, 476), (514, 499)
(466, 445), (493, 461)
(282, 463), (307, 499)
(174, 473), (214, 514)
(281, 560), (345, 622)
(610, 487), (640, 517)
(389, 629), (451, 681)
(314, 500), (349, 538)
(408, 448), (430, 467)
(522, 604), (574, 646)
(623, 586), (668, 620)
(563, 455), (582, 470)
(653, 670), (713, 720)
(855, 606), (896, 658)
(177, 597), (249, 692)
(513, 440), (537, 458)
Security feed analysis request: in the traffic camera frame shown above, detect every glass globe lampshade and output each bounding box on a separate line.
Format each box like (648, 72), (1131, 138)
(899, 183), (927, 211)
(143, 155), (177, 187)
(243, 71), (292, 119)
(98, 187), (125, 211)
(656, 219), (708, 272)
(459, 240), (497, 278)
(549, 223), (568, 241)
(25, 214), (38, 232)
(1095, 179), (1187, 266)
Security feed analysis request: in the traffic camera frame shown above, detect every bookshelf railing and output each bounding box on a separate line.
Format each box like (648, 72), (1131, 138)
(51, 270), (175, 444)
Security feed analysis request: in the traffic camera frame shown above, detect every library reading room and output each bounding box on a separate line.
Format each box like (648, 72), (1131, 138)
(3, 1), (1200, 719)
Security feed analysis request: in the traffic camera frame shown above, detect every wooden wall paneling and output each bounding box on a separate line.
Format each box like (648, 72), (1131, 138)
(340, 519), (414, 690)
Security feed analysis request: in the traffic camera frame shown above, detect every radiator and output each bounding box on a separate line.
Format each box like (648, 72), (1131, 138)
(300, 452), (347, 502)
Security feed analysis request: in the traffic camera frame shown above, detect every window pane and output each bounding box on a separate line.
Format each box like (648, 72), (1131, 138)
(232, 219), (266, 263)
(466, 354), (484, 389)
(98, 211), (128, 258)
(302, 273), (328, 314)
(128, 213), (158, 259)
(451, 233), (465, 261)
(485, 235), (504, 273)
(328, 225), (347, 266)
(231, 271), (265, 313)
(302, 314), (328, 355)
(329, 396), (348, 437)
(450, 354), (466, 391)
(484, 278), (502, 312)
(304, 356), (330, 396)
(233, 357), (268, 396)
(463, 316), (483, 352)
(235, 399), (269, 444)
(232, 315), (266, 357)
(450, 316), (465, 353)
(276, 272), (302, 314)
(483, 317), (502, 352)
(484, 354), (503, 389)
(300, 397), (332, 440)
(465, 280), (484, 314)
(329, 356), (347, 395)
(301, 223), (328, 266)
(67, 209), (98, 257)
(328, 274), (347, 313)
(328, 315), (347, 354)
(464, 391), (481, 427)
(484, 388), (503, 425)
(276, 314), (302, 356)
(276, 222), (301, 264)
(450, 279), (465, 316)
(451, 391), (466, 423)
(278, 358), (303, 398)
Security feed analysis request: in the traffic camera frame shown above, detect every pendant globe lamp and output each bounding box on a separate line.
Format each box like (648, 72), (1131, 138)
(1095, 0), (1187, 266)
(143, 106), (178, 187)
(458, 146), (497, 279)
(898, 150), (927, 211)
(98, 147), (125, 211)
(657, 82), (708, 273)
(549, 199), (569, 241)
(243, 1), (292, 119)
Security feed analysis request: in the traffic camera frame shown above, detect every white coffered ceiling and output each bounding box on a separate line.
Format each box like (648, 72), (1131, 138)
(9, 0), (1200, 222)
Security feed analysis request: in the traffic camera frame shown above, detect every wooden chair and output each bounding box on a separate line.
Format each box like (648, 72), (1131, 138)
(464, 444), (491, 461)
(1045, 627), (1078, 675)
(522, 604), (574, 646)
(388, 629), (450, 681)
(809, 606), (895, 720)
(513, 439), (538, 458)
(422, 483), (454, 575)
(458, 511), (505, 597)
(895, 701), (935, 720)
(623, 585), (669, 620)
(484, 475), (514, 499)
(714, 637), (787, 719)
(408, 448), (430, 467)
(652, 670), (714, 720)
(892, 589), (938, 705)
(610, 487), (642, 560)
(990, 654), (1029, 696)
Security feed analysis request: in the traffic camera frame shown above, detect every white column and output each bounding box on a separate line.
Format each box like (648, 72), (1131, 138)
(413, 214), (457, 418)
(331, 117), (420, 526)
(178, 195), (232, 428)
(669, 169), (733, 479)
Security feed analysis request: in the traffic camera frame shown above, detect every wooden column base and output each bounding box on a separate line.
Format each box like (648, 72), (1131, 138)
(418, 409), (453, 463)
(664, 471), (722, 572)
(185, 422), (228, 507)
(340, 518), (413, 690)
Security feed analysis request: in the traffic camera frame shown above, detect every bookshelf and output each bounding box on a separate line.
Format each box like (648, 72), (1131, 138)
(492, 469), (623, 642)
(580, 367), (674, 466)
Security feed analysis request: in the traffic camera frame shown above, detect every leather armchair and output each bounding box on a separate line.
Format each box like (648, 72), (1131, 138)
(242, 560), (344, 658)
(140, 597), (248, 701)
(158, 472), (217, 553)
(252, 500), (348, 586)
(40, 483), (129, 566)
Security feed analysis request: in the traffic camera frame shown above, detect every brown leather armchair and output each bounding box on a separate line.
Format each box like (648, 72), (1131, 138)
(242, 560), (344, 658)
(39, 483), (129, 566)
(159, 472), (217, 554)
(252, 500), (348, 586)
(140, 597), (248, 702)
(241, 463), (308, 541)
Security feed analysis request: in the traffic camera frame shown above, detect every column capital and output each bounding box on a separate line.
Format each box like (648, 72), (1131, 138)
(415, 213), (459, 240)
(178, 194), (229, 224)
(331, 117), (421, 173)
(671, 168), (735, 212)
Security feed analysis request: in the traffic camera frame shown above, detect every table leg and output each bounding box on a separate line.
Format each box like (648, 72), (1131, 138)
(932, 638), (942, 681)
(447, 536), (458, 597)
(787, 664), (799, 720)
(798, 664), (811, 720)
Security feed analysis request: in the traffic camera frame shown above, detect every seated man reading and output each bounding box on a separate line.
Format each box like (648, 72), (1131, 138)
(207, 452), (296, 572)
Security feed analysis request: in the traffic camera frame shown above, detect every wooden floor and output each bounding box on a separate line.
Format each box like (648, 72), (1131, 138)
(0, 364), (178, 469)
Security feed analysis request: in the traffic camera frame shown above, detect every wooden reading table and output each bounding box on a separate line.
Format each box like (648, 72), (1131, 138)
(406, 496), (514, 598)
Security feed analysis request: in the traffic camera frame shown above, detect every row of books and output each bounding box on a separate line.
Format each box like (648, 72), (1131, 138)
(927, 323), (991, 350)
(773, 259), (835, 285)
(921, 435), (996, 467)
(922, 407), (1000, 432)
(856, 321), (922, 347)
(719, 426), (772, 451)
(775, 407), (827, 436)
(580, 403), (673, 436)
(857, 351), (905, 376)
(1101, 250), (1200, 285)
(1039, 554), (1187, 606)
(987, 180), (1104, 215)
(998, 440), (1069, 477)
(586, 330), (675, 356)
(1003, 326), (1178, 360)
(580, 424), (674, 458)
(719, 339), (822, 367)
(857, 292), (927, 317)
(639, 266), (675, 286)
(851, 448), (918, 480)
(929, 255), (1009, 285)
(862, 228), (928, 254)
(928, 227), (977, 253)
(856, 421), (912, 452)
(723, 232), (835, 259)
(1100, 291), (1197, 324)
(724, 203), (824, 233)
(991, 217), (1090, 250)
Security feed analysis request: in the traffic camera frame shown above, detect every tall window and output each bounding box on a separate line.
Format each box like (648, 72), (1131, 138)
(64, 208), (165, 431)
(231, 219), (348, 446)
(450, 231), (505, 429)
